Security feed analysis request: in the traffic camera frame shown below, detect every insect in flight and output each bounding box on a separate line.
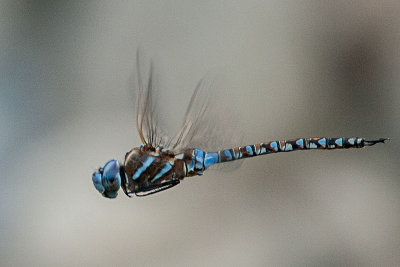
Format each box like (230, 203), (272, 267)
(92, 53), (388, 198)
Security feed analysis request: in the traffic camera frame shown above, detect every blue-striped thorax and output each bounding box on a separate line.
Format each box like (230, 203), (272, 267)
(121, 145), (215, 197)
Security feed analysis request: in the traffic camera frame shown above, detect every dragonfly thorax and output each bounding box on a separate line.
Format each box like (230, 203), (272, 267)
(122, 145), (183, 195)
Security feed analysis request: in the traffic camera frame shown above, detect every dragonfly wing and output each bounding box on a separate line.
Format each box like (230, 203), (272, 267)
(135, 50), (170, 147)
(170, 76), (244, 156)
(135, 51), (244, 172)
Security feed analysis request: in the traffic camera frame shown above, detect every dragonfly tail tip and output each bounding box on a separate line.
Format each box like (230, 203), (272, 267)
(365, 137), (389, 146)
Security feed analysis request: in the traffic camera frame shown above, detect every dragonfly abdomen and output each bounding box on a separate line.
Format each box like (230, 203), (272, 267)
(214, 137), (387, 164)
(177, 137), (388, 178)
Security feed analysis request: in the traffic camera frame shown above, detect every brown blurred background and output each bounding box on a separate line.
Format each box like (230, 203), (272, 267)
(0, 1), (399, 266)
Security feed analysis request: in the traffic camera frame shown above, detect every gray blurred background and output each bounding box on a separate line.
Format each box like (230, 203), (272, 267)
(1, 1), (399, 266)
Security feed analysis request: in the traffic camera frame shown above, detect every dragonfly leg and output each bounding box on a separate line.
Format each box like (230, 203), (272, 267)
(120, 166), (133, 197)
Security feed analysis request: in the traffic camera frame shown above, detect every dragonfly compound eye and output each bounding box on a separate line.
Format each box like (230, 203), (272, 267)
(92, 172), (105, 194)
(92, 160), (121, 198)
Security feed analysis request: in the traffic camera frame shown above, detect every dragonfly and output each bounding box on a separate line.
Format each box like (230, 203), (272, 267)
(92, 54), (388, 198)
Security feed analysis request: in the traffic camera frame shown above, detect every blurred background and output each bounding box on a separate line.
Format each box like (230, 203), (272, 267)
(1, 1), (399, 266)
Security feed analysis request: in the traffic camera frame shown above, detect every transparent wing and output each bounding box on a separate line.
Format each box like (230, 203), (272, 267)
(169, 75), (244, 171)
(170, 75), (244, 155)
(135, 51), (244, 172)
(135, 50), (170, 147)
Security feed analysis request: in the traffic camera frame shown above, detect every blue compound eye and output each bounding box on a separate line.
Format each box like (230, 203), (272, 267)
(92, 172), (105, 194)
(92, 160), (121, 198)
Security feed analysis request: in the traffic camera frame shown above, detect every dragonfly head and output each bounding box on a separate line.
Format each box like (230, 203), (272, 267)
(92, 160), (121, 198)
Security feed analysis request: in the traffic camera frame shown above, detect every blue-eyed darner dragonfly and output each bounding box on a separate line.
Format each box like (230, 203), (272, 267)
(92, 54), (388, 198)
